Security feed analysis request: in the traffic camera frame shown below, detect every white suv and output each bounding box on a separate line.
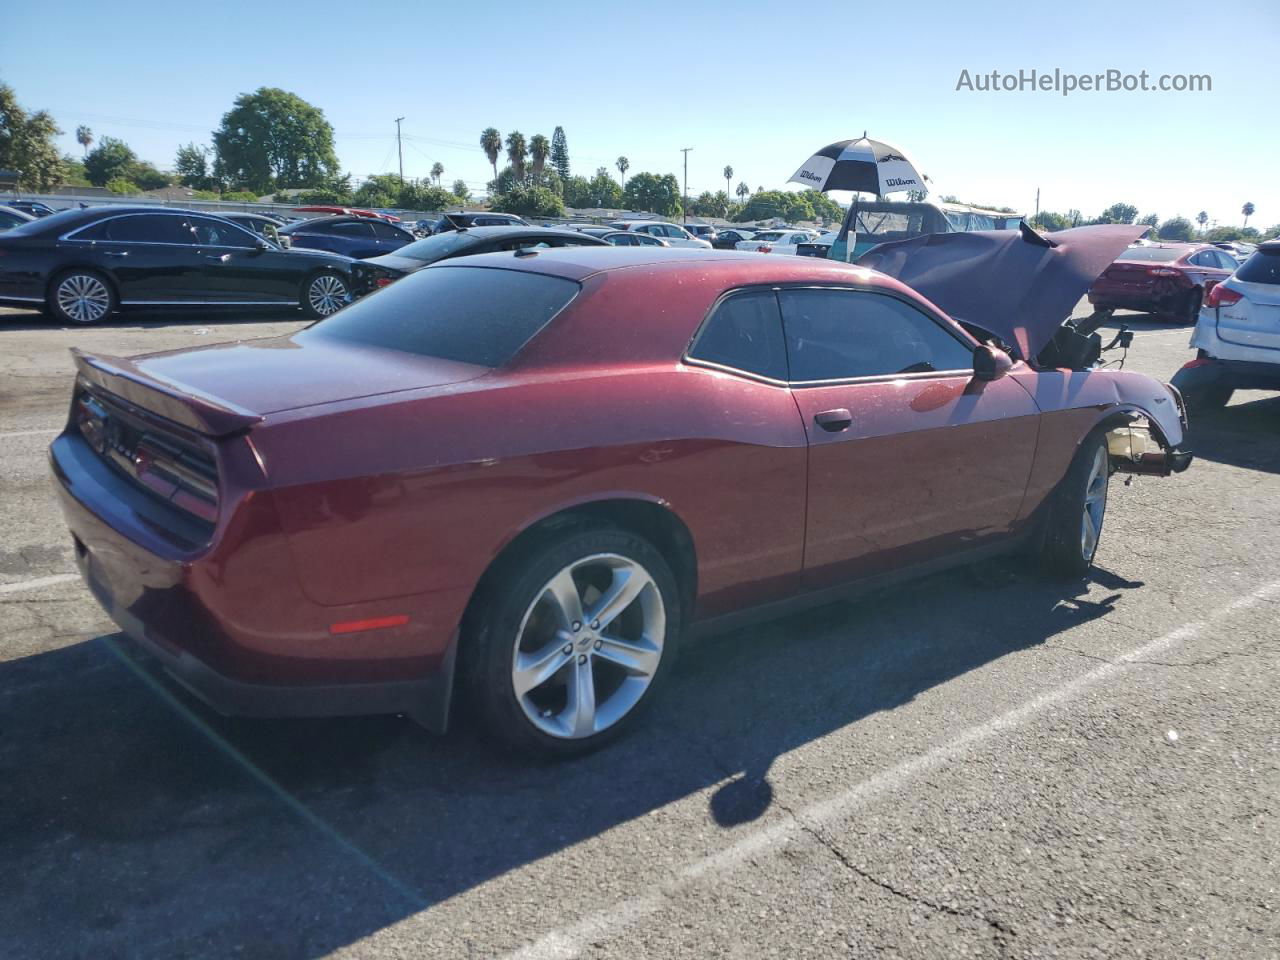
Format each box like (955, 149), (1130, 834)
(1172, 240), (1280, 410)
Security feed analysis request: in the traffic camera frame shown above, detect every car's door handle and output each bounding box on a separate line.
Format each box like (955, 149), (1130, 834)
(814, 409), (853, 432)
(102, 251), (129, 258)
(204, 254), (231, 263)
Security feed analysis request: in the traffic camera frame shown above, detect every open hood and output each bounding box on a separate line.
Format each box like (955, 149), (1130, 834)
(855, 223), (1147, 361)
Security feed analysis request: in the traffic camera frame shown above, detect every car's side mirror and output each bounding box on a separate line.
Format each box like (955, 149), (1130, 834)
(972, 344), (1013, 381)
(254, 239), (271, 253)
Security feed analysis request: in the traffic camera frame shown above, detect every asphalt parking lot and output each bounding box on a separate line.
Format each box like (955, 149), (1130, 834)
(1, 304), (1277, 959)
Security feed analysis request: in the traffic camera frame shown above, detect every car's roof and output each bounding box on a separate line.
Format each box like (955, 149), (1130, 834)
(280, 214), (389, 231)
(436, 245), (900, 286)
(448, 225), (608, 242)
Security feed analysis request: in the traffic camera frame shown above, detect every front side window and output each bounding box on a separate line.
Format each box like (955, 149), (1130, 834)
(303, 265), (580, 367)
(370, 222), (407, 239)
(330, 221), (375, 237)
(779, 288), (973, 382)
(189, 217), (256, 247)
(688, 290), (788, 381)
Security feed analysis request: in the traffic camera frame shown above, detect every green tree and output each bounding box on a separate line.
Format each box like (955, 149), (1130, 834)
(1097, 202), (1139, 224)
(220, 190), (259, 202)
(505, 131), (528, 181)
(550, 126), (570, 181)
(529, 134), (550, 179)
(622, 172), (681, 216)
(212, 87), (338, 193)
(480, 127), (502, 182)
(1065, 209), (1082, 227)
(0, 84), (64, 191)
(1157, 216), (1193, 241)
(129, 161), (172, 191)
(733, 189), (818, 224)
(430, 161), (444, 186)
(562, 175), (591, 208)
(736, 181), (749, 201)
(1196, 211), (1209, 235)
(491, 184), (565, 218)
(352, 173), (403, 208)
(1138, 213), (1159, 228)
(616, 156), (629, 189)
(175, 142), (216, 190)
(75, 125), (93, 156)
(105, 177), (141, 195)
(586, 168), (623, 208)
(1032, 211), (1071, 231)
(60, 155), (91, 187)
(798, 189), (844, 224)
(723, 165), (733, 196)
(399, 182), (462, 211)
(293, 175), (353, 205)
(84, 136), (137, 186)
(451, 179), (469, 199)
(1242, 202), (1255, 228)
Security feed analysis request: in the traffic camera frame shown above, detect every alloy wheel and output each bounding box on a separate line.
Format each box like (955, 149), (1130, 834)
(511, 553), (665, 740)
(56, 274), (111, 324)
(308, 274), (349, 316)
(1080, 444), (1109, 562)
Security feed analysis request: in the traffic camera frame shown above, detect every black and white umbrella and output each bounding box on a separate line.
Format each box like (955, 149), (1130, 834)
(788, 135), (925, 196)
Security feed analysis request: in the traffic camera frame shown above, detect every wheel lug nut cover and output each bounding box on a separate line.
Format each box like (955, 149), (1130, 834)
(591, 620), (600, 630)
(562, 644), (572, 655)
(593, 639), (602, 650)
(572, 621), (581, 631)
(578, 654), (587, 664)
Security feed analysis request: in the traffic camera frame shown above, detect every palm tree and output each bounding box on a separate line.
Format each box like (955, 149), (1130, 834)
(430, 162), (444, 186)
(75, 125), (93, 156)
(736, 181), (749, 201)
(1242, 201), (1255, 228)
(480, 128), (502, 182)
(1196, 211), (1209, 235)
(506, 131), (528, 181)
(616, 156), (629, 190)
(723, 165), (733, 196)
(529, 134), (550, 180)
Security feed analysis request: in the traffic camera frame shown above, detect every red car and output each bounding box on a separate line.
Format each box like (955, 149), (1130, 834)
(1087, 242), (1238, 323)
(51, 228), (1191, 756)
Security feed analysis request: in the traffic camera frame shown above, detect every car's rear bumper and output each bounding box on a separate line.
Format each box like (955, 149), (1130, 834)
(50, 432), (456, 731)
(1173, 356), (1280, 393)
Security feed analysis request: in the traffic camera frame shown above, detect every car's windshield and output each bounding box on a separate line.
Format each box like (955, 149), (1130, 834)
(392, 231), (484, 262)
(303, 265), (580, 366)
(752, 231), (784, 241)
(1237, 248), (1280, 285)
(1116, 247), (1185, 262)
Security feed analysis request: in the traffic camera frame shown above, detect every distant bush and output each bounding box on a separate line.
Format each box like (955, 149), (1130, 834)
(491, 185), (565, 218)
(220, 190), (259, 202)
(105, 178), (141, 195)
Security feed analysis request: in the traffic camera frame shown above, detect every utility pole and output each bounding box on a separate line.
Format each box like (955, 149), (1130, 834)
(681, 147), (693, 223)
(1034, 187), (1040, 225)
(395, 117), (405, 182)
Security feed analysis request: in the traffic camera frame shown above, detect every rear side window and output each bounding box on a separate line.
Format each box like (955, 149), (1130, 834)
(688, 290), (788, 381)
(1237, 249), (1280, 285)
(78, 215), (193, 244)
(330, 221), (374, 237)
(305, 266), (579, 367)
(779, 288), (973, 381)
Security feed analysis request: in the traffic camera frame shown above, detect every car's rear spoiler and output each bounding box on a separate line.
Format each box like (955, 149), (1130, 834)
(71, 348), (264, 438)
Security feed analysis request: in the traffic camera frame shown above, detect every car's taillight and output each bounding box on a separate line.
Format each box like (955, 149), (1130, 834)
(1206, 284), (1243, 308)
(759, 245), (772, 253)
(1147, 267), (1179, 276)
(375, 276), (395, 288)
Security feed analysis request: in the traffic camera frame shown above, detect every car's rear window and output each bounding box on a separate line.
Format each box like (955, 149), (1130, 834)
(1116, 247), (1184, 262)
(304, 265), (580, 367)
(393, 231), (482, 261)
(1236, 248), (1280, 286)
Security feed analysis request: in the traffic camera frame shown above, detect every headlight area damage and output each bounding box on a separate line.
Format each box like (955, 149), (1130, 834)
(859, 222), (1194, 478)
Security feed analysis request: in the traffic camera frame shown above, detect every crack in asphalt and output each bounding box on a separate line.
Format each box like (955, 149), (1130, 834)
(775, 798), (1017, 954)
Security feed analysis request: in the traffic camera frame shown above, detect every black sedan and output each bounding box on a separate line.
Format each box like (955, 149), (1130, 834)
(0, 206), (368, 324)
(357, 225), (607, 291)
(711, 228), (757, 250)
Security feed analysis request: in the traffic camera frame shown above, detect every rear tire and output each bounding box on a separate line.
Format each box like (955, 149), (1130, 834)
(1165, 287), (1202, 324)
(1182, 382), (1233, 413)
(300, 271), (351, 319)
(48, 269), (116, 325)
(1039, 430), (1110, 580)
(464, 525), (680, 758)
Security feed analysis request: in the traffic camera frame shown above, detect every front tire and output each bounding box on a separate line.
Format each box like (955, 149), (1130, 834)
(1163, 287), (1202, 324)
(301, 271), (351, 319)
(466, 526), (680, 758)
(48, 269), (116, 325)
(1039, 431), (1110, 579)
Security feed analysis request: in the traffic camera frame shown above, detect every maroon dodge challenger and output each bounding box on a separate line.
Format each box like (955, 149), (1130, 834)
(51, 225), (1191, 756)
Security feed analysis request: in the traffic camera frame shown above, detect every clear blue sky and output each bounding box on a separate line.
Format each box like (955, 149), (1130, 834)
(4, 0), (1277, 227)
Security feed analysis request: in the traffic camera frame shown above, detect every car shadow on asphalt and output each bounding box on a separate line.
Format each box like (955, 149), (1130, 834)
(1185, 395), (1280, 476)
(0, 562), (1136, 958)
(0, 306), (307, 333)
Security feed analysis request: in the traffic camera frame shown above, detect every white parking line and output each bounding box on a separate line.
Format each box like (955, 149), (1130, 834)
(505, 578), (1280, 960)
(0, 428), (60, 440)
(0, 573), (81, 594)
